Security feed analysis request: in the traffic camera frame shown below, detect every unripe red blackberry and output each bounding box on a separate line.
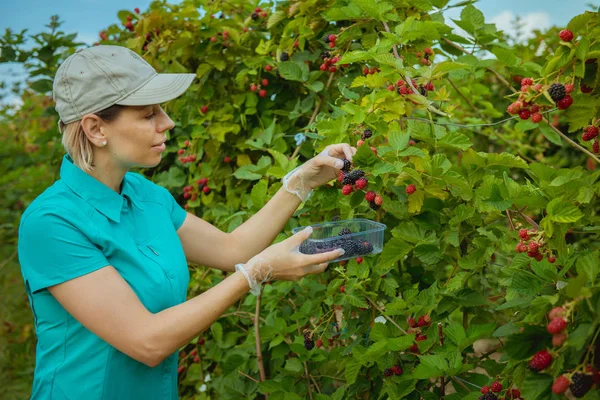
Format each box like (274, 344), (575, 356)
(374, 195), (383, 206)
(519, 110), (531, 120)
(547, 317), (567, 334)
(529, 349), (553, 371)
(518, 229), (529, 240)
(365, 191), (376, 202)
(406, 184), (416, 194)
(552, 375), (570, 394)
(490, 381), (502, 392)
(342, 184), (353, 195)
(594, 140), (599, 154)
(559, 29), (574, 42)
(557, 95), (573, 110)
(521, 77), (533, 86)
(531, 113), (542, 123)
(408, 317), (417, 328)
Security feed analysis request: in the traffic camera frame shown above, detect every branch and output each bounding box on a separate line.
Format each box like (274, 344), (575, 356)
(254, 289), (267, 397)
(438, 323), (445, 397)
(366, 297), (408, 335)
(238, 370), (260, 383)
(303, 361), (315, 400)
(513, 206), (540, 230)
(447, 77), (484, 118)
(383, 22), (448, 117)
(506, 209), (515, 231)
(442, 37), (600, 164)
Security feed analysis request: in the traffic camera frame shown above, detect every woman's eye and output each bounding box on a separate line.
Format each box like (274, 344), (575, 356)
(145, 113), (156, 119)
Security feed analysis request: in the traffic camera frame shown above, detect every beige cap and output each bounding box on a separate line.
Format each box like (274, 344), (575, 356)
(53, 45), (195, 126)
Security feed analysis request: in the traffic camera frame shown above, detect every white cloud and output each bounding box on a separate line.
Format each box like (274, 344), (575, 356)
(491, 10), (552, 42)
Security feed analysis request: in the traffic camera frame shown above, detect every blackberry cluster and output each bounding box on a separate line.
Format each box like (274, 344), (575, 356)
(362, 129), (373, 140)
(341, 169), (365, 185)
(300, 237), (373, 258)
(570, 373), (593, 398)
(478, 394), (498, 400)
(303, 333), (314, 350)
(338, 227), (352, 236)
(548, 83), (566, 102)
(280, 52), (289, 61)
(341, 159), (352, 173)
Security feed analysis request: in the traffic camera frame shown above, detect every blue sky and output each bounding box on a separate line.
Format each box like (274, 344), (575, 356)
(0, 0), (598, 106)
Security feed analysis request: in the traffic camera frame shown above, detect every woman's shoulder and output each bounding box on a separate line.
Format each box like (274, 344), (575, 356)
(20, 180), (89, 225)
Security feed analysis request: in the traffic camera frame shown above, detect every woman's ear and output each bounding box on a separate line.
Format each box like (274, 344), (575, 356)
(80, 114), (106, 147)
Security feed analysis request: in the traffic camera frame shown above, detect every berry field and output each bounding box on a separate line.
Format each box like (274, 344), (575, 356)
(2, 1), (600, 399)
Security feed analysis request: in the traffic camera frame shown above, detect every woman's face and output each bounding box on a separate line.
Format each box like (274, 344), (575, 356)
(102, 104), (174, 169)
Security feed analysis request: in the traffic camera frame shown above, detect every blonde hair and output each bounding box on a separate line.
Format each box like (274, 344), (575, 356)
(61, 121), (95, 172)
(60, 104), (125, 173)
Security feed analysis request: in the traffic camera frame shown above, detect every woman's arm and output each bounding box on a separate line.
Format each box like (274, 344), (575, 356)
(48, 264), (250, 368)
(177, 180), (301, 271)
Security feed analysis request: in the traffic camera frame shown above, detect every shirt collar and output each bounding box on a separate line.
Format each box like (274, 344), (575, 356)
(60, 154), (144, 223)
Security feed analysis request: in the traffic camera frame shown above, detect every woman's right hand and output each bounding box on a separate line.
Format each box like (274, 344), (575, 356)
(241, 226), (345, 283)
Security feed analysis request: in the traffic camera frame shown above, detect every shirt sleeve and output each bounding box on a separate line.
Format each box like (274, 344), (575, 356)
(17, 207), (110, 294)
(155, 185), (188, 231)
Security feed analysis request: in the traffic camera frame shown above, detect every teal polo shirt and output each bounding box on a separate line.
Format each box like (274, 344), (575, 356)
(17, 154), (190, 400)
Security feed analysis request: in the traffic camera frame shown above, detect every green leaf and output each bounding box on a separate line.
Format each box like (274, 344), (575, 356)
(284, 358), (303, 373)
(546, 198), (584, 223)
(278, 61), (308, 82)
(377, 237), (412, 272)
(459, 5), (485, 33)
(413, 244), (442, 265)
(538, 123), (562, 145)
(492, 46), (520, 67)
(437, 130), (472, 150)
(389, 130), (409, 151)
(250, 179), (268, 209)
(576, 251), (599, 284)
(233, 165), (263, 180)
(567, 13), (592, 33)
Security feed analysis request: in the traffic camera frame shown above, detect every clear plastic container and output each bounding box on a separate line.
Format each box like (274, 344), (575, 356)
(292, 218), (387, 263)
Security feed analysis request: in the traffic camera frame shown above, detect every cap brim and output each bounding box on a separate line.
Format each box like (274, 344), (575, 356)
(116, 73), (195, 106)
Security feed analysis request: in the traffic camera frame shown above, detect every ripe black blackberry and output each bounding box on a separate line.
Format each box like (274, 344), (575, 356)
(383, 368), (393, 377)
(548, 83), (566, 102)
(342, 170), (365, 185)
(341, 159), (352, 172)
(338, 227), (352, 236)
(357, 241), (373, 254)
(299, 241), (317, 255)
(280, 52), (289, 61)
(478, 394), (498, 400)
(569, 373), (593, 398)
(369, 201), (380, 211)
(251, 12), (259, 20)
(304, 333), (315, 350)
(419, 86), (427, 96)
(320, 51), (331, 60)
(362, 129), (373, 140)
(340, 240), (362, 257)
(323, 34), (330, 43)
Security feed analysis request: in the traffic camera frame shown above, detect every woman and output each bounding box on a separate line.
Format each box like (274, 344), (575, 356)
(17, 45), (356, 399)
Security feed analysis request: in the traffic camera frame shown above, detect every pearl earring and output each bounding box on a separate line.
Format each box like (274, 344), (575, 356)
(102, 141), (107, 146)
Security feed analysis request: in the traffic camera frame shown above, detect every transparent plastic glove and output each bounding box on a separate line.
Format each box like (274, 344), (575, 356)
(282, 143), (357, 202)
(236, 226), (345, 295)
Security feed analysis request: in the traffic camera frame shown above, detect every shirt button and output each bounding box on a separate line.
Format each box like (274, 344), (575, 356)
(167, 271), (175, 279)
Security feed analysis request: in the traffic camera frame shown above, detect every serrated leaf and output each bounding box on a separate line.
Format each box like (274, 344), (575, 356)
(414, 244), (442, 265)
(389, 130), (409, 151)
(546, 198), (583, 223)
(437, 130), (472, 150)
(278, 61), (308, 82)
(267, 10), (286, 29)
(538, 123), (562, 145)
(408, 188), (425, 213)
(250, 179), (268, 209)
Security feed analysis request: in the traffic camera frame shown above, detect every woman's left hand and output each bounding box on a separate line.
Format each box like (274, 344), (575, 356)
(297, 143), (358, 189)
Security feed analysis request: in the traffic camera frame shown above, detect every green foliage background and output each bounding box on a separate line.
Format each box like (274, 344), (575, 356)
(2, 1), (600, 399)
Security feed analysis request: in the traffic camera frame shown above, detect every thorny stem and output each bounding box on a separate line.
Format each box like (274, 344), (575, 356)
(438, 323), (446, 397)
(366, 297), (408, 335)
(255, 289), (267, 399)
(442, 37), (600, 164)
(506, 209), (516, 231)
(238, 370), (260, 383)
